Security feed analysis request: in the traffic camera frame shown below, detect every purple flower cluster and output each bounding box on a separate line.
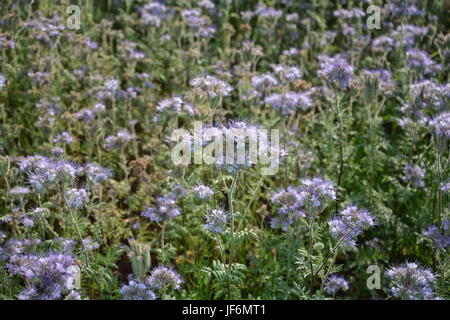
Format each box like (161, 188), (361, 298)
(142, 196), (182, 223)
(156, 96), (195, 117)
(190, 75), (233, 98)
(440, 181), (450, 193)
(409, 81), (450, 111)
(271, 64), (302, 82)
(120, 280), (156, 300)
(402, 164), (425, 188)
(193, 185), (214, 201)
(10, 186), (31, 197)
(265, 91), (313, 115)
(324, 274), (349, 295)
(318, 56), (354, 89)
(146, 266), (183, 291)
(3, 240), (79, 300)
(105, 129), (134, 150)
(386, 262), (437, 300)
(406, 49), (441, 76)
(138, 1), (169, 27)
(328, 205), (376, 248)
(390, 25), (428, 48)
(17, 155), (78, 191)
(270, 186), (305, 230)
(0, 73), (6, 89)
(84, 163), (112, 185)
(429, 112), (450, 138)
(299, 177), (336, 213)
(251, 73), (279, 91)
(254, 4), (283, 19)
(423, 219), (449, 249)
(333, 8), (365, 19)
(359, 69), (396, 95)
(53, 131), (75, 145)
(386, 1), (424, 17)
(65, 188), (88, 209)
(74, 103), (105, 122)
(204, 209), (228, 234)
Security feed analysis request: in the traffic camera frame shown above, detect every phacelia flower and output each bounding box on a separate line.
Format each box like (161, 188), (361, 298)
(190, 75), (233, 98)
(406, 49), (442, 76)
(7, 251), (79, 300)
(299, 177), (336, 214)
(440, 181), (450, 193)
(204, 209), (228, 234)
(324, 274), (349, 295)
(53, 131), (75, 145)
(193, 185), (214, 201)
(251, 73), (279, 91)
(386, 262), (437, 300)
(429, 112), (450, 138)
(423, 219), (449, 249)
(265, 91), (313, 115)
(270, 186), (305, 230)
(84, 163), (112, 184)
(146, 266), (183, 291)
(105, 129), (133, 149)
(120, 280), (156, 300)
(142, 196), (181, 222)
(271, 64), (302, 82)
(402, 164), (425, 187)
(10, 186), (31, 196)
(0, 73), (6, 89)
(328, 205), (376, 248)
(65, 188), (88, 209)
(17, 155), (78, 191)
(156, 96), (195, 116)
(318, 56), (354, 88)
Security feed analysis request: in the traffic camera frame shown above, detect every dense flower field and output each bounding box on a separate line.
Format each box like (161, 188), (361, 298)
(0, 0), (448, 300)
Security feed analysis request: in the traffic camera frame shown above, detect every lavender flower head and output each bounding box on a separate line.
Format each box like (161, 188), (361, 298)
(324, 274), (349, 295)
(17, 155), (78, 191)
(386, 1), (424, 17)
(104, 78), (120, 92)
(120, 280), (156, 300)
(190, 75), (233, 98)
(406, 49), (442, 76)
(204, 209), (228, 234)
(84, 163), (112, 184)
(193, 184), (214, 201)
(270, 186), (305, 231)
(0, 73), (6, 89)
(53, 131), (75, 145)
(82, 238), (100, 251)
(7, 251), (79, 300)
(251, 73), (279, 91)
(265, 91), (313, 115)
(440, 181), (450, 193)
(10, 186), (31, 197)
(429, 112), (450, 138)
(402, 164), (425, 187)
(271, 64), (302, 82)
(299, 177), (336, 214)
(105, 129), (133, 149)
(318, 56), (354, 89)
(423, 219), (449, 249)
(168, 184), (188, 200)
(386, 262), (437, 300)
(146, 266), (183, 291)
(156, 96), (195, 116)
(329, 205), (376, 248)
(65, 188), (88, 209)
(141, 196), (181, 222)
